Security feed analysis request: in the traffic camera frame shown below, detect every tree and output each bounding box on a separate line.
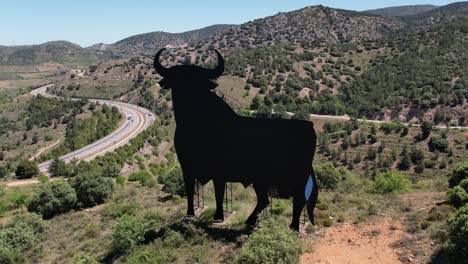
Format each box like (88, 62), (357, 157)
(160, 166), (185, 197)
(429, 136), (449, 152)
(315, 163), (341, 190)
(410, 146), (425, 165)
(15, 160), (39, 179)
(48, 158), (69, 177)
(9, 190), (28, 213)
(27, 181), (77, 219)
(449, 161), (468, 188)
(71, 171), (114, 208)
(102, 163), (121, 178)
(0, 151), (4, 161)
(447, 180), (468, 208)
(250, 95), (262, 110)
(447, 204), (468, 261)
(398, 146), (411, 171)
(112, 215), (147, 253)
(31, 133), (39, 144)
(420, 120), (433, 139)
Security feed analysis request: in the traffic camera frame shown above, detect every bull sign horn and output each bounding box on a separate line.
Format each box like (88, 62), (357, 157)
(154, 48), (169, 77)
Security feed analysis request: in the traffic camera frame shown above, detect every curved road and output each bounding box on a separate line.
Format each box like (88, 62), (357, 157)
(8, 84), (155, 186)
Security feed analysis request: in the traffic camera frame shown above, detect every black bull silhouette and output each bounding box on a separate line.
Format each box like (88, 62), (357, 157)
(154, 48), (319, 230)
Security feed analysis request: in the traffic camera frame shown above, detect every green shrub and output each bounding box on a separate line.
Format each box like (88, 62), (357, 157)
(315, 163), (341, 191)
(323, 219), (333, 227)
(160, 166), (185, 197)
(128, 170), (152, 186)
(447, 180), (468, 208)
(235, 218), (303, 264)
(112, 215), (147, 253)
(447, 204), (468, 261)
(271, 199), (287, 215)
(372, 171), (411, 194)
(0, 213), (47, 252)
(48, 157), (70, 177)
(0, 247), (25, 264)
(429, 136), (449, 152)
(102, 201), (142, 218)
(116, 175), (126, 187)
(71, 171), (114, 208)
(37, 175), (49, 183)
(72, 253), (99, 264)
(27, 181), (77, 219)
(449, 161), (468, 188)
(15, 160), (39, 179)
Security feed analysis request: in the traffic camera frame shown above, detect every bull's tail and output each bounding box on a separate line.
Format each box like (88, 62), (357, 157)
(305, 167), (318, 225)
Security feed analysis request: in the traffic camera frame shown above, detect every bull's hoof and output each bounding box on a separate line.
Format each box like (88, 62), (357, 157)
(214, 212), (224, 223)
(245, 216), (258, 226)
(289, 223), (300, 231)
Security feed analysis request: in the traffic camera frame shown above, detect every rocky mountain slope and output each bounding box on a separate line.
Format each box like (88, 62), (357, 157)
(0, 41), (100, 67)
(365, 5), (438, 17)
(88, 24), (235, 57)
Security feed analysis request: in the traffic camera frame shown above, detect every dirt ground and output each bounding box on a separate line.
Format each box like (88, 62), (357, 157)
(301, 219), (406, 264)
(301, 192), (445, 264)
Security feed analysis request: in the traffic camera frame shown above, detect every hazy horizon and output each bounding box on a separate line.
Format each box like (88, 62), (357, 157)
(0, 0), (461, 47)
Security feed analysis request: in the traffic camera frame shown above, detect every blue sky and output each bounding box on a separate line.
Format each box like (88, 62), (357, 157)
(0, 0), (460, 47)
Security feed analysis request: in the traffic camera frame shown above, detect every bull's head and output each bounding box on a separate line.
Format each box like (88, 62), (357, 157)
(154, 48), (224, 90)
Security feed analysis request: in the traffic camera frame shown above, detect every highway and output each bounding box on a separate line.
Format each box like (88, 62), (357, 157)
(7, 84), (155, 186)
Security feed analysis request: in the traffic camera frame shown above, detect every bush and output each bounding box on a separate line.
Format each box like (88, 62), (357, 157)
(372, 171), (411, 194)
(48, 157), (69, 177)
(160, 166), (185, 197)
(315, 163), (341, 191)
(271, 199), (287, 215)
(27, 181), (77, 219)
(428, 136), (449, 152)
(0, 213), (47, 252)
(420, 121), (433, 139)
(235, 218), (303, 264)
(71, 171), (114, 208)
(72, 253), (99, 264)
(112, 215), (147, 253)
(447, 204), (468, 261)
(0, 247), (25, 264)
(449, 161), (468, 188)
(128, 170), (152, 186)
(447, 184), (468, 208)
(15, 160), (39, 179)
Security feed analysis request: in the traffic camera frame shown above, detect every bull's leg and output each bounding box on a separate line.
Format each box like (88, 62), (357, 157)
(246, 183), (269, 226)
(290, 190), (306, 231)
(213, 179), (225, 222)
(182, 172), (195, 217)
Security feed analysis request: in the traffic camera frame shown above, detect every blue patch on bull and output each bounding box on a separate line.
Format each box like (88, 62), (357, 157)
(305, 175), (313, 202)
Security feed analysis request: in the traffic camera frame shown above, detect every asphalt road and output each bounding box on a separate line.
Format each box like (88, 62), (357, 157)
(8, 84), (154, 185)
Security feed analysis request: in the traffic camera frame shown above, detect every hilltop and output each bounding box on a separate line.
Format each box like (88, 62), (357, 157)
(365, 5), (438, 17)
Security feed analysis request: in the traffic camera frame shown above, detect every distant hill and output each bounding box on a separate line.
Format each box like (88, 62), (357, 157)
(190, 6), (404, 52)
(365, 5), (438, 17)
(88, 24), (236, 57)
(0, 41), (100, 67)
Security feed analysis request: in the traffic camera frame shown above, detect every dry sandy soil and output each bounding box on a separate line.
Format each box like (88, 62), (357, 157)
(301, 219), (406, 264)
(301, 192), (445, 264)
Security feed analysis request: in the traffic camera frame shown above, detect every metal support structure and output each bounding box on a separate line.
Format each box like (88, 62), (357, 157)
(300, 207), (307, 226)
(224, 182), (233, 213)
(195, 180), (205, 209)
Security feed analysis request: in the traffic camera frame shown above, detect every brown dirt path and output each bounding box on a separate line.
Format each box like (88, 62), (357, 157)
(301, 219), (406, 264)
